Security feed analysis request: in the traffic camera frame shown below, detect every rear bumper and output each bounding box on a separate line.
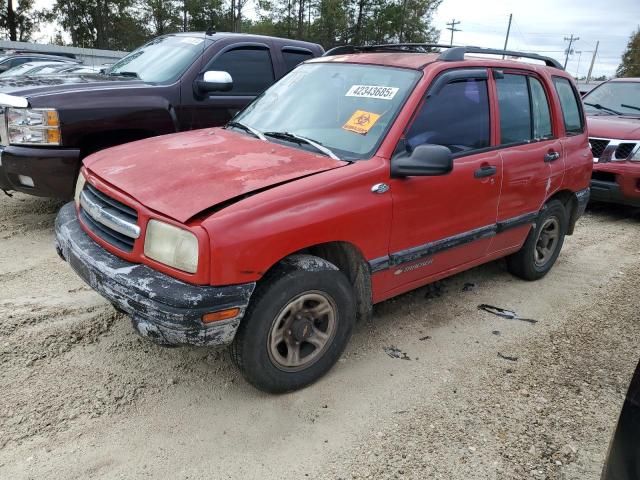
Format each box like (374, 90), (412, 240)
(55, 202), (255, 347)
(590, 179), (640, 207)
(0, 145), (81, 198)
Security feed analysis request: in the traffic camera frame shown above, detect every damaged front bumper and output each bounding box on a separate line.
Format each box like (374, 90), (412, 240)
(54, 202), (255, 347)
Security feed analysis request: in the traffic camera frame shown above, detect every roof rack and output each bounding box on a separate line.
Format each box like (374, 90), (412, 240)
(323, 43), (563, 70)
(439, 46), (563, 69)
(323, 43), (456, 56)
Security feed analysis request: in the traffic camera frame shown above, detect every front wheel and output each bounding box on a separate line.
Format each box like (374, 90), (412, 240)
(230, 255), (356, 393)
(507, 199), (568, 281)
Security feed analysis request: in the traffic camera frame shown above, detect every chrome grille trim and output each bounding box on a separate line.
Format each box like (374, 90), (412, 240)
(80, 189), (140, 239)
(589, 137), (639, 163)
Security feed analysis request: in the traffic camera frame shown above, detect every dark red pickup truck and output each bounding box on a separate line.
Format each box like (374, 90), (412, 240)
(584, 78), (640, 207)
(55, 45), (592, 392)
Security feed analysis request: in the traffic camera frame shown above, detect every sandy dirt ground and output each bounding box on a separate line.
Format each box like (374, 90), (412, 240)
(0, 193), (639, 480)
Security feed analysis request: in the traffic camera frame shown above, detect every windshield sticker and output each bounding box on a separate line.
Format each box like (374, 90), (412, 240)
(180, 37), (204, 45)
(346, 85), (399, 100)
(342, 110), (381, 135)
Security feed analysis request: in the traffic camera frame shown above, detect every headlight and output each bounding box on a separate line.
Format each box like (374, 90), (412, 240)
(74, 171), (86, 207)
(7, 108), (61, 145)
(144, 220), (199, 273)
(632, 145), (640, 162)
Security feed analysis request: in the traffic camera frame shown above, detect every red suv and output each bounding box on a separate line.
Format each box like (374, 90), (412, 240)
(583, 78), (640, 206)
(55, 45), (592, 392)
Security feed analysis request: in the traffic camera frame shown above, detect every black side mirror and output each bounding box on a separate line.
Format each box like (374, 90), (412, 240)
(195, 70), (233, 94)
(391, 144), (453, 177)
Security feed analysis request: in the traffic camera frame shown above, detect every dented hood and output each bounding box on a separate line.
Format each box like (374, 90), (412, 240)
(84, 128), (347, 223)
(587, 115), (640, 140)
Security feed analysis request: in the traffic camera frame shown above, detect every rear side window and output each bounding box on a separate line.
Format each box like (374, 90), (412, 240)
(496, 74), (531, 144)
(553, 77), (584, 134)
(282, 49), (314, 73)
(496, 73), (554, 144)
(529, 78), (553, 139)
(206, 47), (275, 95)
(405, 78), (490, 154)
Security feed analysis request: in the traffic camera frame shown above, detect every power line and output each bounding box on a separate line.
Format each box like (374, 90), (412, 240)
(446, 19), (461, 46)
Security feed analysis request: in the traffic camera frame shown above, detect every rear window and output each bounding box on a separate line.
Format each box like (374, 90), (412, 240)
(282, 49), (314, 73)
(553, 77), (584, 134)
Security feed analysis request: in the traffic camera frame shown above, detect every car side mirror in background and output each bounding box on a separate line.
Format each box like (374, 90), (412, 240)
(195, 70), (233, 94)
(391, 144), (453, 177)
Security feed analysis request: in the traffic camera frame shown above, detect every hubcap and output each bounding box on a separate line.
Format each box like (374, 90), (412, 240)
(267, 291), (337, 372)
(534, 217), (560, 267)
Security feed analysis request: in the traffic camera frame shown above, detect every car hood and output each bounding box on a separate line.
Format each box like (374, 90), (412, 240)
(587, 115), (640, 140)
(84, 128), (348, 223)
(0, 73), (143, 97)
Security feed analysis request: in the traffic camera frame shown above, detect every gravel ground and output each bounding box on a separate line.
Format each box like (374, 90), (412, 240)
(0, 193), (639, 479)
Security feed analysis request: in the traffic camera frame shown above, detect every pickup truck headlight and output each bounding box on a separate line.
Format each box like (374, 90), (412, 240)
(7, 108), (61, 145)
(632, 145), (640, 162)
(144, 220), (199, 274)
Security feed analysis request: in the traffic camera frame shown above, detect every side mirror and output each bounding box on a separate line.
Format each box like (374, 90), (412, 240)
(195, 70), (233, 94)
(391, 144), (453, 177)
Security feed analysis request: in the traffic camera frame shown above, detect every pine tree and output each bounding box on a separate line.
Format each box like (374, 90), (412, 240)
(616, 28), (640, 78)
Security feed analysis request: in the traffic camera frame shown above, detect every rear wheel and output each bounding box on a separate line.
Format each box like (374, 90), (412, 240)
(507, 200), (568, 281)
(230, 255), (356, 393)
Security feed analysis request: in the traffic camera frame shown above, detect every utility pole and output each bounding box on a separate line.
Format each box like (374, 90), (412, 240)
(446, 19), (461, 47)
(574, 51), (583, 78)
(183, 0), (188, 32)
(502, 13), (512, 58)
(586, 40), (599, 83)
(563, 34), (579, 69)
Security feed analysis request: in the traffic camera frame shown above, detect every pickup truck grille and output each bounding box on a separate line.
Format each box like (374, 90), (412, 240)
(79, 183), (140, 252)
(589, 137), (638, 162)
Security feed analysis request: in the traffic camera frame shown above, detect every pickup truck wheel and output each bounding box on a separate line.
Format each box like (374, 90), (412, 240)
(230, 255), (356, 393)
(507, 199), (568, 281)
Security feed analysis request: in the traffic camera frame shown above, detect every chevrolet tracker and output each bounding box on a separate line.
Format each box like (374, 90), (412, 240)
(583, 78), (640, 207)
(55, 45), (592, 393)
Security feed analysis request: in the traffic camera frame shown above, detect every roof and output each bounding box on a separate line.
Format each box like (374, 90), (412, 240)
(310, 52), (440, 69)
(171, 31), (322, 49)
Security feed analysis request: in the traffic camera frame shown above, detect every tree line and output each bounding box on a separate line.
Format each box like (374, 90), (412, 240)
(0, 0), (442, 51)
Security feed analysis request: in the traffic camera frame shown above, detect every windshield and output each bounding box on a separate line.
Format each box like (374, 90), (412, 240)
(232, 63), (420, 160)
(583, 81), (640, 116)
(107, 35), (208, 83)
(0, 62), (49, 77)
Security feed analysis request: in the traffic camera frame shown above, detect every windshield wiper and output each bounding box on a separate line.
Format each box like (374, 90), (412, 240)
(584, 102), (621, 115)
(109, 71), (140, 78)
(263, 131), (340, 160)
(227, 121), (267, 141)
(621, 103), (640, 113)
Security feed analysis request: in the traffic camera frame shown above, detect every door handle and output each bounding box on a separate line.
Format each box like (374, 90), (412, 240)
(544, 151), (561, 162)
(474, 165), (497, 178)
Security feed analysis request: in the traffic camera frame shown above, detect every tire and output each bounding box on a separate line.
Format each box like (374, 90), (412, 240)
(230, 254), (356, 393)
(507, 199), (568, 281)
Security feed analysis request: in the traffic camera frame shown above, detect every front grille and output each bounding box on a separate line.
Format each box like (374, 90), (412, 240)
(615, 143), (636, 160)
(79, 183), (139, 252)
(589, 138), (610, 158)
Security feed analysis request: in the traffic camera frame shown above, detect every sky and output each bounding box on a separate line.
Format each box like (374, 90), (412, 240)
(432, 0), (639, 79)
(33, 0), (638, 79)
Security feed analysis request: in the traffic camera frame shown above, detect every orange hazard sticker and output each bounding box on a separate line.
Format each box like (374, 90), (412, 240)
(342, 110), (381, 135)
